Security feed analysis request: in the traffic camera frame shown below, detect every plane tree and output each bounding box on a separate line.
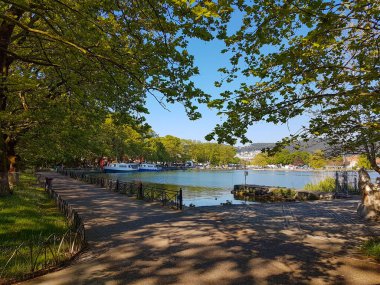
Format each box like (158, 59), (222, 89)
(0, 0), (224, 194)
(206, 0), (379, 172)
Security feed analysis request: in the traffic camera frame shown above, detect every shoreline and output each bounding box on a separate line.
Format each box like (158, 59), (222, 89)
(21, 173), (380, 285)
(189, 167), (365, 172)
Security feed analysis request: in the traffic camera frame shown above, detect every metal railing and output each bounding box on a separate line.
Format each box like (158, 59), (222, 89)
(0, 176), (87, 282)
(43, 177), (86, 239)
(58, 169), (183, 210)
(335, 171), (359, 195)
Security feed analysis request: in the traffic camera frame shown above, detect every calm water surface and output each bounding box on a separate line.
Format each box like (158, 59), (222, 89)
(108, 169), (379, 206)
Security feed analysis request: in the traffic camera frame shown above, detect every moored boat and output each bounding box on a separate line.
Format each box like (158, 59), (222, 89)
(138, 163), (162, 171)
(103, 163), (139, 173)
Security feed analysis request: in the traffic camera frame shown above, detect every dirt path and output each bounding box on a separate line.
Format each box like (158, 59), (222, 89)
(21, 172), (380, 285)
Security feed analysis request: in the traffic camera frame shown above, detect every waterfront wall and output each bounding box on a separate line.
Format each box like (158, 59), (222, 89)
(232, 184), (334, 202)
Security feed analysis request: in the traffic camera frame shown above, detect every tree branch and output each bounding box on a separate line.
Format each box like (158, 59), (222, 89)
(0, 46), (59, 66)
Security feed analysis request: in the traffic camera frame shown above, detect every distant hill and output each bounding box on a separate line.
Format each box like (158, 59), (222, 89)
(237, 139), (327, 153)
(237, 143), (275, 153)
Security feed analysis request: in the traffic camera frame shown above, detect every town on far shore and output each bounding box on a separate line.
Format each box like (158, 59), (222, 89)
(235, 142), (378, 171)
(79, 139), (378, 172)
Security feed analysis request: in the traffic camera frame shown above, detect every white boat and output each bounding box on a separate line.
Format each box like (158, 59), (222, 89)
(103, 163), (139, 173)
(138, 163), (162, 172)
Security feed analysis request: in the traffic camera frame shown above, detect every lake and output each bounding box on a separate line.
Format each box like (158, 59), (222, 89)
(108, 169), (379, 206)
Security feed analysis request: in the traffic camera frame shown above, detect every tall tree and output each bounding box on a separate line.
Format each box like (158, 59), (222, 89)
(160, 135), (183, 162)
(144, 137), (169, 162)
(0, 0), (223, 194)
(309, 150), (327, 169)
(250, 152), (269, 167)
(17, 96), (105, 167)
(206, 0), (379, 172)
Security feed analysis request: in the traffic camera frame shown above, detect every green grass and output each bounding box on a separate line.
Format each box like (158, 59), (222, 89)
(0, 174), (68, 246)
(271, 188), (297, 199)
(362, 238), (380, 260)
(0, 174), (69, 279)
(304, 177), (336, 192)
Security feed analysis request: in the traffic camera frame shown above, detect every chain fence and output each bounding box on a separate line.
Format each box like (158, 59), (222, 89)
(0, 177), (86, 284)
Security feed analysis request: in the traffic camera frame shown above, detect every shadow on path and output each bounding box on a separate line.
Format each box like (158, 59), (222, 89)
(21, 172), (380, 285)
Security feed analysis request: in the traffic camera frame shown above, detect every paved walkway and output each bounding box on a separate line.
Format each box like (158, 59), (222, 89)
(21, 172), (380, 285)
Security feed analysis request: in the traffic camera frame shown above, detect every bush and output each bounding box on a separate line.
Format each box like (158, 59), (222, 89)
(304, 177), (336, 192)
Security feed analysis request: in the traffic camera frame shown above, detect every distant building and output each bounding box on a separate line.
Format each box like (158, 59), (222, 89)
(235, 150), (261, 161)
(267, 164), (278, 169)
(344, 155), (359, 169)
(341, 154), (379, 169)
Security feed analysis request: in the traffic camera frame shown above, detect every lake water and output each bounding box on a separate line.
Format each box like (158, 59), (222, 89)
(108, 169), (379, 206)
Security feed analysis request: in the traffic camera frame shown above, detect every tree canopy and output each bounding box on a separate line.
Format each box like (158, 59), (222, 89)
(1, 0), (379, 196)
(0, 0), (225, 193)
(250, 149), (312, 167)
(248, 149), (346, 170)
(206, 0), (379, 171)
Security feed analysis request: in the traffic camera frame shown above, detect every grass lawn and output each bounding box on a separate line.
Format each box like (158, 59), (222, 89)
(0, 174), (68, 246)
(0, 173), (69, 279)
(362, 238), (380, 261)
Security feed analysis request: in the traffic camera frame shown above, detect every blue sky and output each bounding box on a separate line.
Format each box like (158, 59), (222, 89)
(145, 20), (309, 145)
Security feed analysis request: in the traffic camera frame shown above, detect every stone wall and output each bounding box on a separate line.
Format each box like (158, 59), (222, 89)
(357, 168), (380, 220)
(232, 184), (334, 202)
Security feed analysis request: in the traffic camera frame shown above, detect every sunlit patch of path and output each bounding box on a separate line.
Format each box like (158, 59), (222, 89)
(21, 172), (380, 285)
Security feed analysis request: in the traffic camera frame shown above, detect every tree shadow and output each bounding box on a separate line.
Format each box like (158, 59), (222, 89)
(25, 173), (380, 285)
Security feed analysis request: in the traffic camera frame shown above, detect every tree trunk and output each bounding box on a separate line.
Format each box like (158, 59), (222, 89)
(7, 138), (19, 189)
(366, 143), (380, 175)
(368, 154), (380, 175)
(0, 134), (9, 195)
(0, 6), (24, 195)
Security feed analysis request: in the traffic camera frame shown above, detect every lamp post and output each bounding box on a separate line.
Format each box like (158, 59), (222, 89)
(244, 170), (248, 190)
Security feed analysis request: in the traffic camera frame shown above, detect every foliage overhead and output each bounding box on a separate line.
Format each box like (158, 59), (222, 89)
(1, 0), (379, 179)
(0, 0), (228, 192)
(205, 0), (379, 171)
(0, 0), (220, 131)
